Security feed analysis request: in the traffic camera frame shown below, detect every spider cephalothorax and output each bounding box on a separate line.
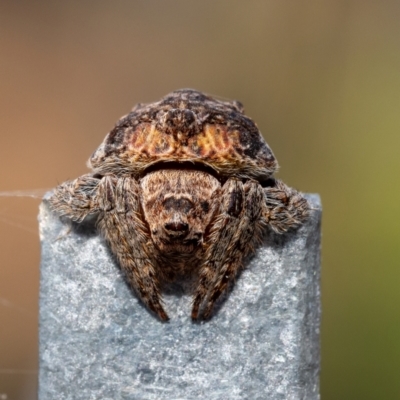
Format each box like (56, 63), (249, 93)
(49, 89), (309, 321)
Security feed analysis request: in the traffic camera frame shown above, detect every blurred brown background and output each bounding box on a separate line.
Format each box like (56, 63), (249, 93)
(0, 1), (399, 399)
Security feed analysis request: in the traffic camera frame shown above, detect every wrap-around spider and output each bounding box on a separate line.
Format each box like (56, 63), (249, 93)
(49, 89), (309, 321)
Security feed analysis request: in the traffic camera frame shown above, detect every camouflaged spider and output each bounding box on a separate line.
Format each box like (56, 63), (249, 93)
(49, 89), (309, 321)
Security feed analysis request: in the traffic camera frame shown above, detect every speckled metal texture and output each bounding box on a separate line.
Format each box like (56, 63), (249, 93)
(38, 194), (321, 400)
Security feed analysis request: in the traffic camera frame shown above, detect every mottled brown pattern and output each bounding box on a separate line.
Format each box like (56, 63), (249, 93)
(89, 89), (277, 180)
(49, 89), (309, 320)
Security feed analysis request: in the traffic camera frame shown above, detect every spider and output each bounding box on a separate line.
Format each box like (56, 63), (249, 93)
(49, 89), (309, 321)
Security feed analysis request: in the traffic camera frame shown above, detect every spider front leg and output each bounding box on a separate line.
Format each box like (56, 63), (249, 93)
(96, 176), (169, 321)
(49, 174), (102, 222)
(192, 178), (265, 320)
(50, 174), (168, 321)
(262, 178), (310, 234)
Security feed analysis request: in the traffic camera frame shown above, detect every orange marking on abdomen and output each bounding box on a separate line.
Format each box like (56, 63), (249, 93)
(202, 124), (235, 156)
(128, 123), (241, 163)
(129, 124), (149, 150)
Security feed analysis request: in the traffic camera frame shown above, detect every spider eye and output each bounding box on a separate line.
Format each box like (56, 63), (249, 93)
(200, 201), (209, 212)
(163, 197), (193, 214)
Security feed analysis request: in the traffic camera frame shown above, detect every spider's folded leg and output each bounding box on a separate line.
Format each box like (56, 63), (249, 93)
(51, 174), (168, 321)
(49, 174), (102, 222)
(262, 178), (310, 234)
(192, 179), (265, 320)
(96, 176), (169, 321)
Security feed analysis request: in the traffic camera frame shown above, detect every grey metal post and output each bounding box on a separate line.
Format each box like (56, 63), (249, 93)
(38, 194), (321, 400)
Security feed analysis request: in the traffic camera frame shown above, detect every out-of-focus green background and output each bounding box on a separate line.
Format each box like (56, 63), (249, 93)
(0, 1), (399, 399)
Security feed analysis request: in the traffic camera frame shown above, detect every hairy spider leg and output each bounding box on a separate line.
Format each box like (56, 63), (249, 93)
(97, 176), (169, 321)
